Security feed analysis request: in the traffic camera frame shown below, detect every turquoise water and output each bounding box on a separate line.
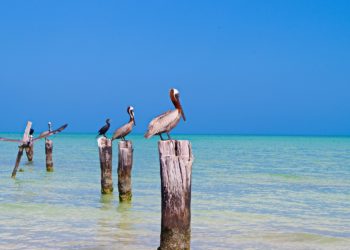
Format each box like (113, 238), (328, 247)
(0, 134), (349, 249)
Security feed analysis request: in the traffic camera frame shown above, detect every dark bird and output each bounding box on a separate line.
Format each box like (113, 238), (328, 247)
(145, 88), (186, 140)
(112, 106), (136, 141)
(29, 128), (34, 136)
(98, 118), (111, 138)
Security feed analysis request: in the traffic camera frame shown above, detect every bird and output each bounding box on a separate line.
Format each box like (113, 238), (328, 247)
(112, 106), (136, 141)
(97, 118), (111, 138)
(145, 88), (186, 140)
(28, 128), (35, 145)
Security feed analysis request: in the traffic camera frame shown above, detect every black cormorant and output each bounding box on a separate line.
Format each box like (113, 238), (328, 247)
(98, 119), (111, 138)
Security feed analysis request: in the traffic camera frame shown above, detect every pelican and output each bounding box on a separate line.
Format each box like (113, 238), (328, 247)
(97, 118), (111, 138)
(112, 106), (136, 141)
(145, 88), (186, 140)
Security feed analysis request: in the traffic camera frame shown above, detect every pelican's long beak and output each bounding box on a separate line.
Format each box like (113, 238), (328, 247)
(181, 108), (186, 121)
(131, 111), (136, 125)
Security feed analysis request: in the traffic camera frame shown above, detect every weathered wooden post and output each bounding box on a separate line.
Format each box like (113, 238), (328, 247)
(45, 139), (54, 171)
(98, 137), (113, 194)
(25, 138), (34, 161)
(158, 140), (194, 250)
(11, 121), (32, 178)
(118, 140), (133, 201)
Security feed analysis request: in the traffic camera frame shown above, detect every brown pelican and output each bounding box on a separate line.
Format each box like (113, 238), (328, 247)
(97, 118), (111, 138)
(112, 106), (136, 141)
(145, 88), (186, 140)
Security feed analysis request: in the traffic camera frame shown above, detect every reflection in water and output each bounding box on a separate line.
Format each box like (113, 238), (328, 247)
(24, 160), (34, 167)
(100, 193), (115, 211)
(96, 195), (135, 249)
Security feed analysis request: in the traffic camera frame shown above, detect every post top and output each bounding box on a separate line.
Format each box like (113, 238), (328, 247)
(158, 140), (192, 158)
(118, 140), (133, 148)
(21, 121), (32, 145)
(97, 137), (112, 147)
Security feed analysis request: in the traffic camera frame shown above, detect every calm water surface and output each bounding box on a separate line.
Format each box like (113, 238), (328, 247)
(0, 134), (349, 249)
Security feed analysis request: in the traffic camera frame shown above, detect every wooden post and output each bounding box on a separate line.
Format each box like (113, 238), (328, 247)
(118, 140), (133, 201)
(11, 121), (32, 178)
(25, 140), (34, 161)
(98, 137), (113, 194)
(11, 147), (24, 178)
(45, 139), (54, 171)
(158, 140), (194, 250)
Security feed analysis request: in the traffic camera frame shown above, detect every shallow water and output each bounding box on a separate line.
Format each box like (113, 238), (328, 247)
(0, 134), (349, 249)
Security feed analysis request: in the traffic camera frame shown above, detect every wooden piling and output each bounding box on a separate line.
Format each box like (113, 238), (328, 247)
(11, 147), (24, 178)
(118, 140), (133, 201)
(25, 141), (34, 161)
(158, 140), (194, 250)
(45, 139), (54, 171)
(11, 121), (32, 178)
(98, 137), (113, 194)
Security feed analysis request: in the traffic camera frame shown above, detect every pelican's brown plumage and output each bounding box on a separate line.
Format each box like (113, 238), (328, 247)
(112, 106), (136, 141)
(144, 88), (186, 140)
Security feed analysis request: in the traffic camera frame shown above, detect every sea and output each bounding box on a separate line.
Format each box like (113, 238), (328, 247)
(0, 134), (349, 249)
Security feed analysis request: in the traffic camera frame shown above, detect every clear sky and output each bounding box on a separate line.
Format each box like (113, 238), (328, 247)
(0, 0), (349, 135)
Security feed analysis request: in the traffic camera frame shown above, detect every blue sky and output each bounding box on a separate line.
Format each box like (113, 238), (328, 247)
(0, 0), (349, 135)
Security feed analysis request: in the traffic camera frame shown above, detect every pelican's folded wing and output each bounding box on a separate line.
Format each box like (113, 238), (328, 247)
(145, 110), (178, 138)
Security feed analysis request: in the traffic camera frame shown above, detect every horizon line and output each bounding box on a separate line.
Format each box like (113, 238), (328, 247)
(0, 132), (350, 138)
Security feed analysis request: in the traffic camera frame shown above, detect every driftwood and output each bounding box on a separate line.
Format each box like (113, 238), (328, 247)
(118, 140), (133, 201)
(158, 140), (193, 250)
(25, 141), (34, 161)
(98, 137), (113, 194)
(45, 139), (54, 171)
(11, 121), (32, 178)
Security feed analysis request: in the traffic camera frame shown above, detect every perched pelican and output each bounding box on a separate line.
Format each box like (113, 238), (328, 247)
(112, 106), (136, 141)
(98, 118), (111, 138)
(145, 88), (186, 140)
